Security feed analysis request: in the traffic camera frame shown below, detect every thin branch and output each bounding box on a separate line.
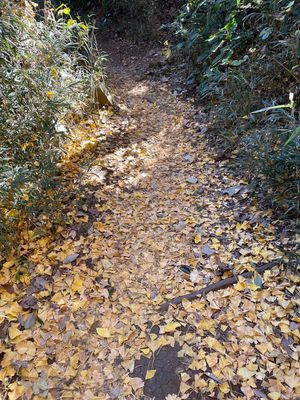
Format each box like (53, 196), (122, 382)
(159, 259), (281, 312)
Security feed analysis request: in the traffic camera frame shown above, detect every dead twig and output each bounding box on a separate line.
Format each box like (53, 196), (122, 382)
(159, 259), (282, 312)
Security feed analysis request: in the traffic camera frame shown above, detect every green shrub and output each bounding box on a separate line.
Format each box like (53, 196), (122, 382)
(0, 1), (105, 252)
(169, 0), (300, 214)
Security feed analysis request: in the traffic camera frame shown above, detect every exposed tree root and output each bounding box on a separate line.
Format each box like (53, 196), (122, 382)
(159, 259), (281, 311)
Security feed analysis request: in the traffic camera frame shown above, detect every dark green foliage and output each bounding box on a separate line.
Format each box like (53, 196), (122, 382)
(101, 0), (160, 38)
(170, 0), (300, 214)
(0, 1), (105, 251)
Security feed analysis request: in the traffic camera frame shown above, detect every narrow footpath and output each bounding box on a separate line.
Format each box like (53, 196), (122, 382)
(1, 39), (299, 400)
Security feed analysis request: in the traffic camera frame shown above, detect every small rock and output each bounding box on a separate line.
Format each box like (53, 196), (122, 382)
(160, 76), (169, 83)
(190, 269), (200, 283)
(201, 244), (215, 257)
(55, 123), (67, 134)
(175, 221), (186, 231)
(150, 289), (158, 300)
(63, 253), (79, 264)
(221, 185), (243, 197)
(186, 176), (198, 184)
(290, 322), (299, 331)
(193, 249), (202, 258)
(183, 154), (193, 162)
(110, 386), (122, 399)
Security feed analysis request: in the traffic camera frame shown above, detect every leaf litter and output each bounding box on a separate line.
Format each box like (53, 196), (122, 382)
(0, 40), (299, 400)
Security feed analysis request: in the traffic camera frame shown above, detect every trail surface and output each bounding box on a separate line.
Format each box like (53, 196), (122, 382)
(1, 40), (299, 400)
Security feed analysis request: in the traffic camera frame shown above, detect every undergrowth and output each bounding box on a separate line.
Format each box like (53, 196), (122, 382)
(61, 0), (178, 40)
(0, 1), (105, 254)
(169, 0), (300, 215)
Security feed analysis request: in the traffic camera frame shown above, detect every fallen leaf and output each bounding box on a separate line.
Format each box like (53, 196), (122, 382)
(71, 276), (83, 293)
(96, 328), (111, 338)
(201, 244), (215, 256)
(234, 280), (246, 291)
(268, 393), (281, 400)
(204, 337), (225, 354)
(237, 367), (256, 380)
(145, 369), (156, 380)
(219, 382), (230, 394)
(163, 322), (181, 333)
(194, 234), (202, 244)
(8, 326), (22, 340)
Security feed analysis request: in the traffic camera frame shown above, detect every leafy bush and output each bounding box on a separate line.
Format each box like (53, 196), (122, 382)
(169, 0), (300, 214)
(0, 1), (105, 252)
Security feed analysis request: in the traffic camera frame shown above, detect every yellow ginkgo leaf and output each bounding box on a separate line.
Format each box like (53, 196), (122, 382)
(164, 322), (181, 333)
(8, 326), (22, 340)
(234, 280), (246, 291)
(51, 67), (58, 79)
(219, 382), (230, 394)
(96, 328), (111, 338)
(46, 91), (54, 99)
(71, 276), (83, 293)
(179, 381), (190, 394)
(7, 209), (18, 217)
(145, 369), (156, 380)
(204, 337), (225, 354)
(237, 367), (255, 380)
(3, 260), (15, 269)
(255, 343), (270, 355)
(194, 234), (202, 244)
(268, 393), (281, 400)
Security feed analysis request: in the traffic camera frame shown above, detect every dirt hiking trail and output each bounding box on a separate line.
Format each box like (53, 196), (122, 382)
(1, 39), (299, 400)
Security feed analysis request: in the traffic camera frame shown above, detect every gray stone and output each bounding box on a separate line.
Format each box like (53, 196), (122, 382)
(63, 253), (79, 264)
(201, 244), (215, 257)
(183, 154), (193, 162)
(221, 185), (243, 197)
(186, 176), (198, 184)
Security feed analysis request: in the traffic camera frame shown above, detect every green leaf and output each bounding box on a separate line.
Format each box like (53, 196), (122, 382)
(284, 126), (300, 146)
(253, 274), (263, 289)
(231, 55), (249, 66)
(63, 7), (71, 15)
(78, 23), (87, 30)
(67, 19), (76, 28)
(259, 27), (273, 41)
(180, 265), (192, 274)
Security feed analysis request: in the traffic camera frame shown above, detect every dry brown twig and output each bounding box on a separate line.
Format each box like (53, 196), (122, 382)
(159, 259), (282, 312)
